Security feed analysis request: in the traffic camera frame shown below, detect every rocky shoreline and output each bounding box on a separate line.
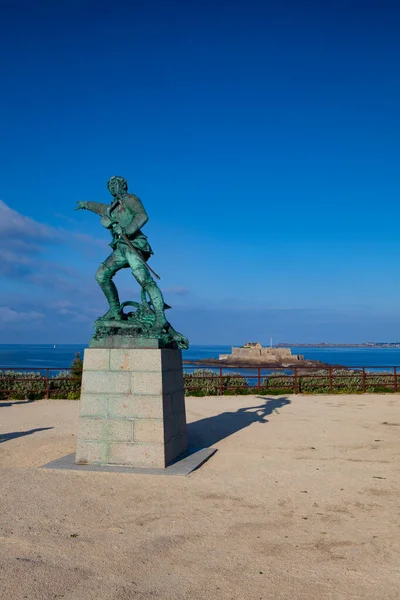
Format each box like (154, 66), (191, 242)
(183, 358), (334, 369)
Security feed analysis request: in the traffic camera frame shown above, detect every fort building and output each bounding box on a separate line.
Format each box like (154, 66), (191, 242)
(219, 342), (304, 363)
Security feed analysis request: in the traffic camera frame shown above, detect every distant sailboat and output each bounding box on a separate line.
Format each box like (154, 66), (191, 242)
(53, 345), (56, 349)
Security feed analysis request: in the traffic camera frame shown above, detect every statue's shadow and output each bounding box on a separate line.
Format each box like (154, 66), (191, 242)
(187, 396), (291, 448)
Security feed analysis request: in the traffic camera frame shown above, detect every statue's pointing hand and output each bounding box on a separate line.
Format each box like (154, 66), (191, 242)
(75, 201), (88, 211)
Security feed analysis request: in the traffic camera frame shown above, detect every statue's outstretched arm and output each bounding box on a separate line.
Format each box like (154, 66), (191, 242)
(123, 195), (149, 235)
(75, 201), (108, 216)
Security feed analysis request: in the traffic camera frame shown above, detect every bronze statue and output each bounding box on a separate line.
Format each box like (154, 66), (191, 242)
(76, 176), (188, 349)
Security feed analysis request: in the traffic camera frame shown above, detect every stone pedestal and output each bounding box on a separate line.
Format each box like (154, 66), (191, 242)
(75, 348), (188, 469)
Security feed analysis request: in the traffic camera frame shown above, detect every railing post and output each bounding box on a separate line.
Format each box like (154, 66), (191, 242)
(394, 367), (398, 393)
(257, 367), (261, 393)
(329, 366), (333, 393)
(294, 367), (298, 394)
(45, 368), (49, 399)
(362, 367), (366, 393)
(219, 366), (223, 396)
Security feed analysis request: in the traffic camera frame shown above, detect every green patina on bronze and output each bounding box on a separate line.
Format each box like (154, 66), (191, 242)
(75, 176), (189, 350)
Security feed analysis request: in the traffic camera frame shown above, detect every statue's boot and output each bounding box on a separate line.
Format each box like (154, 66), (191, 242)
(95, 264), (121, 320)
(101, 304), (121, 320)
(144, 281), (167, 330)
(101, 283), (121, 319)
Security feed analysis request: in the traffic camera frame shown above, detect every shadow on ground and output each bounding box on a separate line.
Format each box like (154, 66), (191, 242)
(0, 427), (53, 444)
(0, 399), (35, 408)
(187, 396), (291, 447)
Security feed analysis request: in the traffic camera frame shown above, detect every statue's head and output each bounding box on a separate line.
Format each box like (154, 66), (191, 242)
(107, 176), (128, 198)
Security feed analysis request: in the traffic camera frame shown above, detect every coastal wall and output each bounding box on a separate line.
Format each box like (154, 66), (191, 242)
(219, 347), (304, 362)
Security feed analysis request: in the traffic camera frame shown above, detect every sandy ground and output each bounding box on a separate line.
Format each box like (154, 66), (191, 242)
(0, 394), (400, 600)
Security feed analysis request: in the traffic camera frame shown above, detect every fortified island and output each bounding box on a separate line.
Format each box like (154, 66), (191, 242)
(185, 342), (328, 368)
(218, 342), (304, 364)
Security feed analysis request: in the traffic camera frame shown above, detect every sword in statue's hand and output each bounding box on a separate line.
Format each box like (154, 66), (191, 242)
(112, 223), (161, 281)
(121, 232), (161, 281)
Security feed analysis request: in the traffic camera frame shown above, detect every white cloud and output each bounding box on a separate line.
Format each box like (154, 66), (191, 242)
(53, 300), (73, 309)
(0, 199), (54, 240)
(0, 249), (33, 266)
(161, 286), (190, 296)
(0, 306), (44, 323)
(71, 231), (108, 247)
(0, 200), (191, 337)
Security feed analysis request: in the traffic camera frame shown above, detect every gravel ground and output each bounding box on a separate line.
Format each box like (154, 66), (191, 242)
(0, 394), (399, 600)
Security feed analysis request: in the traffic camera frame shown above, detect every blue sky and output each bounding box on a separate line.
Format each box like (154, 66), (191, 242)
(1, 0), (400, 344)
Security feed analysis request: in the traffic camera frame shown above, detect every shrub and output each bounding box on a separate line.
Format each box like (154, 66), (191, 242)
(48, 371), (81, 398)
(365, 372), (394, 393)
(10, 392), (26, 400)
(184, 368), (396, 396)
(184, 369), (248, 396)
(184, 370), (220, 395)
(222, 373), (248, 393)
(70, 353), (83, 381)
(259, 368), (397, 394)
(0, 362), (397, 400)
(262, 372), (295, 392)
(0, 352), (84, 400)
(0, 371), (47, 399)
(294, 369), (363, 394)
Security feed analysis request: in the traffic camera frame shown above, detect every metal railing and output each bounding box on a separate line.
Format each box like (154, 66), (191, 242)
(1, 365), (400, 398)
(182, 364), (400, 395)
(0, 367), (80, 400)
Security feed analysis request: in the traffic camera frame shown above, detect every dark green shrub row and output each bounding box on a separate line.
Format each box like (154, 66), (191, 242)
(183, 369), (248, 396)
(183, 369), (398, 395)
(0, 363), (397, 400)
(292, 369), (396, 394)
(0, 353), (83, 400)
(0, 370), (82, 400)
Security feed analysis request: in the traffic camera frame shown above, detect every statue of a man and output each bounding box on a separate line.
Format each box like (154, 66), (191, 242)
(76, 176), (167, 331)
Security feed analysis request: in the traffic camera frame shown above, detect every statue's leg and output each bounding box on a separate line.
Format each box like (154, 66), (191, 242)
(125, 251), (167, 329)
(95, 251), (128, 319)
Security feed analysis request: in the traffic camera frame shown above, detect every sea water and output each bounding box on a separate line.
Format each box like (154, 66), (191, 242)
(1, 344), (400, 371)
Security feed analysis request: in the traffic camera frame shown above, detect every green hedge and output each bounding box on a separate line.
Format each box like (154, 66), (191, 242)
(183, 369), (248, 396)
(0, 365), (398, 400)
(184, 369), (398, 395)
(0, 370), (82, 400)
(291, 369), (395, 394)
(0, 354), (83, 400)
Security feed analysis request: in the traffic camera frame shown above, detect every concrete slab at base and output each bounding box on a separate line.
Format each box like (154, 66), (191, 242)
(41, 447), (217, 476)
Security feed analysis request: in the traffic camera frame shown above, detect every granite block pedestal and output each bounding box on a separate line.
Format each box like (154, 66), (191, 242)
(75, 347), (188, 468)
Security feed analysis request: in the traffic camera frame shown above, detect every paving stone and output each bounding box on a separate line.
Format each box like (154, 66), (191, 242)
(133, 370), (163, 395)
(83, 349), (110, 371)
(77, 417), (106, 440)
(82, 370), (131, 395)
(75, 440), (108, 464)
(108, 418), (133, 442)
(79, 394), (108, 417)
(110, 349), (162, 372)
(108, 442), (165, 468)
(107, 395), (163, 419)
(133, 419), (164, 443)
